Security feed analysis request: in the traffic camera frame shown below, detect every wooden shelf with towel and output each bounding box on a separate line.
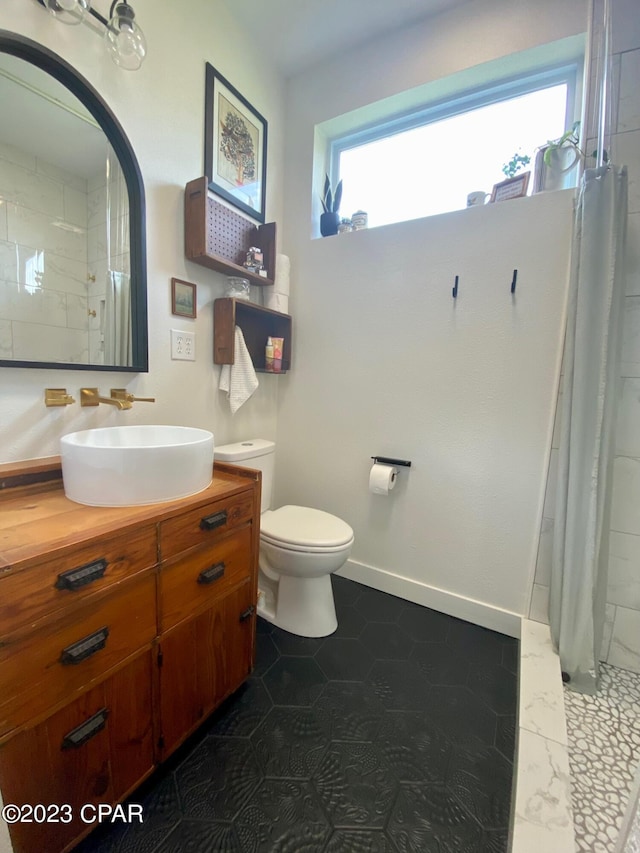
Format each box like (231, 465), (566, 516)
(184, 177), (276, 286)
(214, 298), (292, 372)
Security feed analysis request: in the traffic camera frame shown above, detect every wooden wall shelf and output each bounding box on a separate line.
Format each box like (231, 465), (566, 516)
(214, 299), (292, 372)
(184, 177), (276, 286)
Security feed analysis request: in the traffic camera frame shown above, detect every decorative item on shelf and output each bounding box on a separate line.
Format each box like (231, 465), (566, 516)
(351, 210), (368, 230)
(320, 173), (343, 237)
(338, 218), (353, 234)
(171, 278), (197, 318)
(37, 0), (147, 70)
(204, 63), (267, 223)
(225, 276), (251, 300)
(466, 191), (489, 207)
(490, 152), (531, 203)
(243, 246), (264, 274)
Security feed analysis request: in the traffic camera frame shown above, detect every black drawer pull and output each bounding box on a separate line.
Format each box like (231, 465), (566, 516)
(61, 708), (109, 750)
(200, 510), (227, 531)
(55, 558), (108, 591)
(60, 627), (109, 665)
(197, 562), (225, 585)
(239, 605), (255, 622)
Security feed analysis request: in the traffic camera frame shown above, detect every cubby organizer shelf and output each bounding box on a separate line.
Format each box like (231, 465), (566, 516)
(184, 177), (276, 285)
(214, 298), (292, 373)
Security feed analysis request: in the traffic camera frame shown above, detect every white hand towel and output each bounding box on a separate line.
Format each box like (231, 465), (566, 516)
(218, 326), (259, 414)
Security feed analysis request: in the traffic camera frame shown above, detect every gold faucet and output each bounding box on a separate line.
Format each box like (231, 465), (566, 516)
(80, 388), (132, 410)
(110, 389), (156, 404)
(44, 388), (76, 407)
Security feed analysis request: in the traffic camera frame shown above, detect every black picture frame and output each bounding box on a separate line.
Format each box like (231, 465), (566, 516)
(204, 63), (267, 223)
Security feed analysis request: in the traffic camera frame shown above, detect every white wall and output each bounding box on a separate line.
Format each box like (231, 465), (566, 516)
(277, 0), (588, 633)
(0, 0), (285, 463)
(277, 193), (573, 635)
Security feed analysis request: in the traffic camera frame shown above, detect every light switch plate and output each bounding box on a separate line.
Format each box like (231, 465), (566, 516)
(171, 329), (195, 361)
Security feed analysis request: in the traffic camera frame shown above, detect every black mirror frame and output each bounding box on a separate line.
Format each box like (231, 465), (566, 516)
(0, 30), (148, 372)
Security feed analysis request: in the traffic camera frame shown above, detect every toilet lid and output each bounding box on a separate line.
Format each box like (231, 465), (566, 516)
(261, 505), (354, 549)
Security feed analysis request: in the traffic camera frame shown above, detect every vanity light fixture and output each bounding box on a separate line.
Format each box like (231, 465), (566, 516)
(37, 0), (147, 71)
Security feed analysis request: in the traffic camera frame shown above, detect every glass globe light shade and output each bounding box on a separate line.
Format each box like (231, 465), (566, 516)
(105, 2), (147, 71)
(44, 0), (90, 25)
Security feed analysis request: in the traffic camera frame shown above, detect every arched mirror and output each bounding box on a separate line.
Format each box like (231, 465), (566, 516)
(0, 32), (148, 371)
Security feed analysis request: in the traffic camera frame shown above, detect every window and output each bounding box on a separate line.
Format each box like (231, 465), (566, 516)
(331, 67), (579, 229)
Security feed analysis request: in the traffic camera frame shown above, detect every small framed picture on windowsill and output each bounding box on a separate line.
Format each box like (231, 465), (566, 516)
(171, 278), (197, 318)
(490, 172), (531, 203)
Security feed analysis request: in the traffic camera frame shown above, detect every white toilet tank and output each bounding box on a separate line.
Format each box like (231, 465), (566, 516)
(215, 439), (275, 513)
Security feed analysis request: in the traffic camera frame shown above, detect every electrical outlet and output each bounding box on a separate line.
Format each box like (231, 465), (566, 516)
(171, 329), (195, 361)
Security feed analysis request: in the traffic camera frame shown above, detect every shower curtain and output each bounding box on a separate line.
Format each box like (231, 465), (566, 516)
(549, 164), (628, 694)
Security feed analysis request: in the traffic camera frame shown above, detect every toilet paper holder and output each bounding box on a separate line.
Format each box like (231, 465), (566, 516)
(371, 456), (412, 467)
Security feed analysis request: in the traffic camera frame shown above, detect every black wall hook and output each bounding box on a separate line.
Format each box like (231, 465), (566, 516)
(452, 275), (459, 298)
(511, 269), (518, 294)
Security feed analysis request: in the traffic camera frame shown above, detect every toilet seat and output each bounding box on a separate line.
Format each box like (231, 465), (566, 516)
(261, 505), (354, 553)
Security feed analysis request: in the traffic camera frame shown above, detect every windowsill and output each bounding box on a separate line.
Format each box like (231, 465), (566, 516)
(312, 186), (578, 240)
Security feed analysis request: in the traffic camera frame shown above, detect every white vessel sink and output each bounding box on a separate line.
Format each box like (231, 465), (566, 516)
(60, 425), (214, 507)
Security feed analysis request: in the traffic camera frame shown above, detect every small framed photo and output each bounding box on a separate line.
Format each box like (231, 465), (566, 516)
(204, 62), (268, 223)
(490, 172), (531, 203)
(171, 278), (197, 318)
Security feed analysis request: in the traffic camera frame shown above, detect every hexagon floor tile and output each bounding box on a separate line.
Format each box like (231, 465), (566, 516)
(76, 575), (517, 853)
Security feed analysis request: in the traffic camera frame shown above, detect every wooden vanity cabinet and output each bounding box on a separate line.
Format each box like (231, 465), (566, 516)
(0, 462), (260, 853)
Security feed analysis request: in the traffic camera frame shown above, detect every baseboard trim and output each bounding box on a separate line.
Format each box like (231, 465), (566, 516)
(337, 559), (522, 639)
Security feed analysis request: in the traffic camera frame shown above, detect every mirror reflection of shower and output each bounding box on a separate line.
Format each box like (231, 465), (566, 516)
(98, 149), (132, 366)
(0, 52), (136, 367)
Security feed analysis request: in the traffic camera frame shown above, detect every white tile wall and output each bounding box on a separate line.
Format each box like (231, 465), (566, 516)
(621, 296), (640, 376)
(609, 606), (640, 672)
(618, 49), (640, 133)
(627, 212), (640, 295)
(613, 130), (640, 214)
(0, 145), (93, 361)
(608, 531), (640, 609)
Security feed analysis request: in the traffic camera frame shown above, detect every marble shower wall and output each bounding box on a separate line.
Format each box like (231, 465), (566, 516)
(529, 0), (640, 675)
(0, 140), (90, 363)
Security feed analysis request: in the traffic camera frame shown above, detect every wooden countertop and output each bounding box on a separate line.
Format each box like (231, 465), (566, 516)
(0, 458), (260, 576)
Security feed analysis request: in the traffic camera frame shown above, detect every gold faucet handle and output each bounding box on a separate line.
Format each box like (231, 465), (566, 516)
(45, 388), (76, 407)
(110, 389), (156, 403)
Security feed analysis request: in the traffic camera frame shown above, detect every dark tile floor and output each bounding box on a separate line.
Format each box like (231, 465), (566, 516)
(77, 575), (518, 853)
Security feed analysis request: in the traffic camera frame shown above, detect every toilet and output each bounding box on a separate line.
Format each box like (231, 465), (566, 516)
(215, 439), (354, 637)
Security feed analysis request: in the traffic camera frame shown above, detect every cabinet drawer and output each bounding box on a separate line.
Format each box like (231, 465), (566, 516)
(0, 649), (154, 853)
(160, 526), (252, 631)
(0, 525), (157, 635)
(159, 491), (253, 560)
(0, 525), (157, 644)
(0, 572), (156, 737)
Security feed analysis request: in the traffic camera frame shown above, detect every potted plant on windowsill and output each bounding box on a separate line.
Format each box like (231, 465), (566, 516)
(320, 174), (343, 237)
(489, 151), (531, 202)
(534, 121), (608, 192)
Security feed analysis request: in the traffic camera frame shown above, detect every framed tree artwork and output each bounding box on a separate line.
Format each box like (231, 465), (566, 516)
(204, 63), (267, 223)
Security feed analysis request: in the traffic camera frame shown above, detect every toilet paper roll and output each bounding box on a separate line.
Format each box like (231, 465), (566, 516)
(369, 463), (398, 495)
(265, 292), (289, 313)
